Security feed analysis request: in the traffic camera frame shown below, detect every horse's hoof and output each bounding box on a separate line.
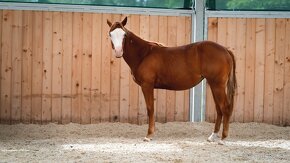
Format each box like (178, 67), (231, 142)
(207, 133), (220, 142)
(143, 137), (152, 142)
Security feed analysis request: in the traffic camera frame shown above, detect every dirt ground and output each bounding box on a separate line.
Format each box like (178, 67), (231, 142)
(0, 122), (289, 163)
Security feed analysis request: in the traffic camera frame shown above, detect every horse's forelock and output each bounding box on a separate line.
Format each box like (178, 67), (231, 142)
(110, 22), (126, 32)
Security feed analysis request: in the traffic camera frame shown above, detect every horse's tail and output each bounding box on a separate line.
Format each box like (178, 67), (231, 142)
(226, 49), (237, 114)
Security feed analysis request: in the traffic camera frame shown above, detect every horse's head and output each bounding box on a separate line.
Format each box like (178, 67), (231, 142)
(107, 17), (127, 58)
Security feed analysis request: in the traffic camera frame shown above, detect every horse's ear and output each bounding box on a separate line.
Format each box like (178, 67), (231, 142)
(107, 19), (112, 27)
(121, 17), (127, 26)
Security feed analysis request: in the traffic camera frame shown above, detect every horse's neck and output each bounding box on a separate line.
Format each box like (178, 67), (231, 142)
(123, 31), (150, 74)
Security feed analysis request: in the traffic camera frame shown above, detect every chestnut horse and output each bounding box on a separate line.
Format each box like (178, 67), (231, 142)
(107, 17), (237, 144)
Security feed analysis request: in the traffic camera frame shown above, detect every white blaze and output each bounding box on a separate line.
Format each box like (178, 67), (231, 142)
(110, 28), (125, 57)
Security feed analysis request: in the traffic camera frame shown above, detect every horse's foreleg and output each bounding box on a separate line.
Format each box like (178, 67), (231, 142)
(141, 84), (155, 141)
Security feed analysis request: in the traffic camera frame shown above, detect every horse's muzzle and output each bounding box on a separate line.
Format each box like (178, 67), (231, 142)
(114, 50), (123, 58)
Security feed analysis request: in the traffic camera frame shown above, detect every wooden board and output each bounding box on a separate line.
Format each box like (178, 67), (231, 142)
(91, 13), (102, 123)
(31, 11), (43, 123)
(52, 11), (62, 123)
(254, 18), (266, 122)
(81, 13), (92, 124)
(263, 18), (275, 124)
(283, 18), (290, 125)
(1, 10), (12, 124)
(100, 13), (112, 122)
(21, 10), (33, 123)
(71, 12), (83, 123)
(273, 19), (286, 125)
(11, 10), (23, 123)
(244, 18), (256, 122)
(234, 18), (246, 122)
(42, 11), (52, 123)
(61, 12), (73, 124)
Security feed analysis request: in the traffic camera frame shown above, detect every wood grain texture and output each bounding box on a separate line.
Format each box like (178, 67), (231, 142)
(62, 12), (73, 124)
(42, 11), (52, 123)
(81, 13), (92, 124)
(263, 19), (275, 124)
(244, 18), (256, 122)
(100, 13), (112, 122)
(283, 18), (290, 126)
(0, 10), (192, 124)
(51, 12), (62, 123)
(254, 18), (266, 122)
(1, 10), (12, 124)
(21, 10), (33, 123)
(31, 11), (43, 123)
(273, 19), (286, 125)
(234, 18), (246, 122)
(91, 13), (102, 123)
(71, 12), (83, 123)
(11, 10), (23, 123)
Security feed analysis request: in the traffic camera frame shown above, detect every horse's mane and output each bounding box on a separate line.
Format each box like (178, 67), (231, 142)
(126, 29), (165, 48)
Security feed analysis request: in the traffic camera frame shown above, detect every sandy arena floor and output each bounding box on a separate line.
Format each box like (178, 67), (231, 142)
(0, 122), (289, 162)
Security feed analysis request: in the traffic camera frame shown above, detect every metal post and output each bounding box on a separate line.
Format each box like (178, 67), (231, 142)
(190, 0), (206, 122)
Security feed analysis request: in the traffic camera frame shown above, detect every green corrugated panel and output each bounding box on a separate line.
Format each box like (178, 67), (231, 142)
(1, 0), (193, 9)
(206, 0), (290, 11)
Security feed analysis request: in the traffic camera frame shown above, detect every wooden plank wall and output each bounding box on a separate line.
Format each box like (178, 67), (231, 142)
(206, 17), (290, 126)
(0, 10), (191, 124)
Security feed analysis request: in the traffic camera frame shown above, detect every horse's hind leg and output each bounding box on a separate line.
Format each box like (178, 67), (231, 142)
(208, 83), (231, 143)
(207, 83), (223, 142)
(207, 104), (222, 142)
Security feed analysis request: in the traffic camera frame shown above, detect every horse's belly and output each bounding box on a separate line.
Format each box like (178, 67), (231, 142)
(154, 74), (203, 91)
